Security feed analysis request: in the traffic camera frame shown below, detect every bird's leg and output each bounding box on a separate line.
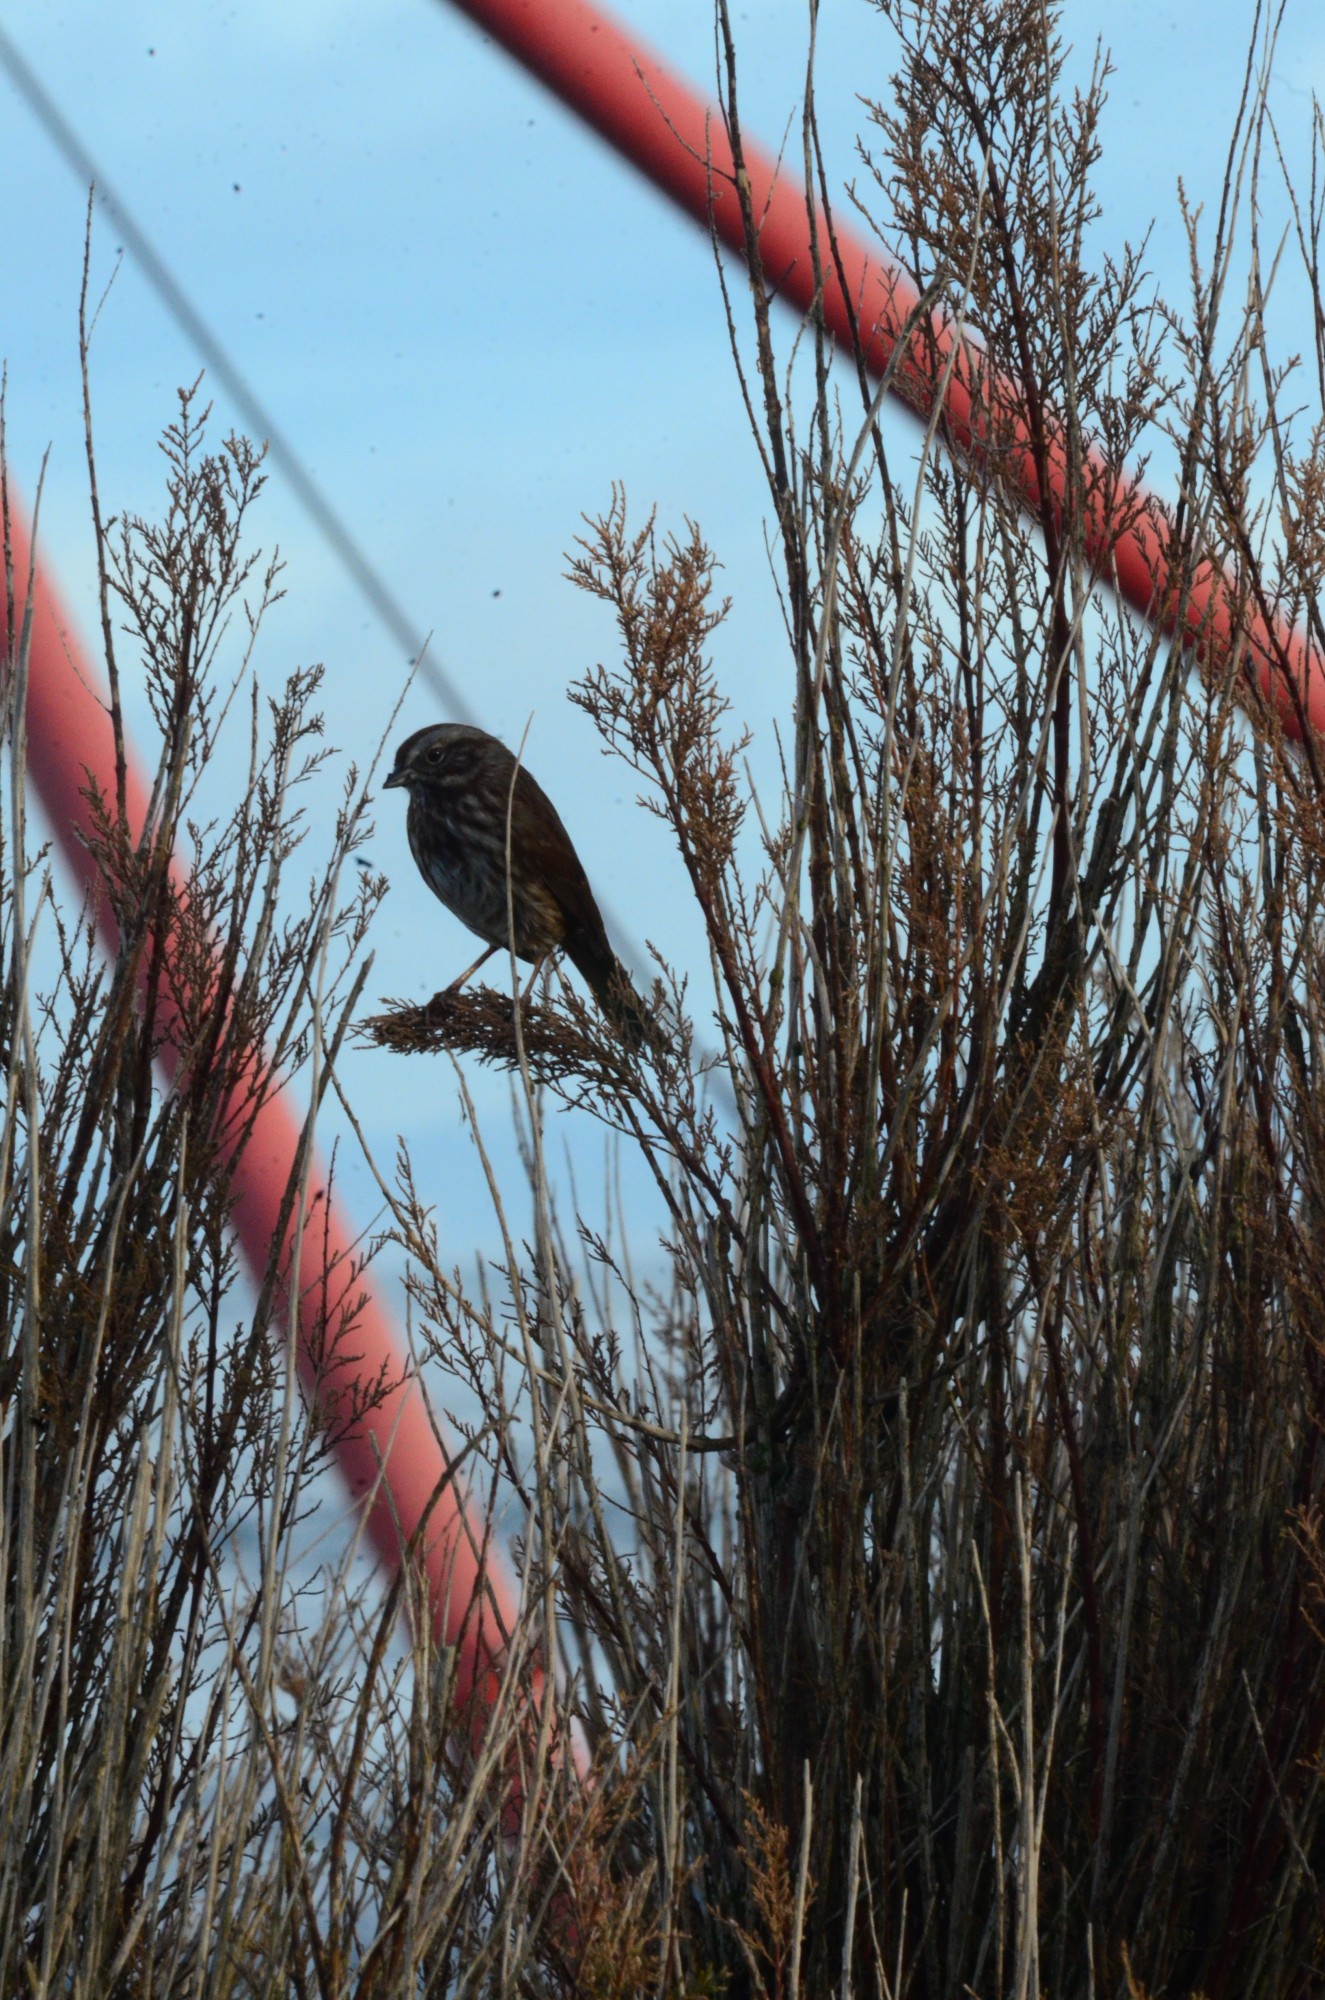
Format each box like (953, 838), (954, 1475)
(442, 942), (500, 995)
(519, 954), (549, 1006)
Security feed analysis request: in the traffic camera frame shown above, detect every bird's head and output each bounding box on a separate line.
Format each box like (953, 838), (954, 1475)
(383, 723), (486, 793)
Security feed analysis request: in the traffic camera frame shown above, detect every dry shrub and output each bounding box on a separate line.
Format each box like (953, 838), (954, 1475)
(374, 4), (1325, 1994)
(8, 2), (1325, 1996)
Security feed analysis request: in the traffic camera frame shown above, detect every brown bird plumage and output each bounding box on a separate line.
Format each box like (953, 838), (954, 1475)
(383, 723), (650, 1048)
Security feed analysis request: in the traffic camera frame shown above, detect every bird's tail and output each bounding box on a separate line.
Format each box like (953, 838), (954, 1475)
(577, 947), (655, 1053)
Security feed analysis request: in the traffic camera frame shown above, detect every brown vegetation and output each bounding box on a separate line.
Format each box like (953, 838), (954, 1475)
(6, 1), (1325, 1993)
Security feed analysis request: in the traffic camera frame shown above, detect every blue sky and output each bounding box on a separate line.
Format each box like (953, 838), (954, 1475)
(2, 0), (1322, 1328)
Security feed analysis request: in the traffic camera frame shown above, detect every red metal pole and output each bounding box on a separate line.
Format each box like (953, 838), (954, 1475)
(5, 501), (523, 1717)
(444, 0), (1325, 741)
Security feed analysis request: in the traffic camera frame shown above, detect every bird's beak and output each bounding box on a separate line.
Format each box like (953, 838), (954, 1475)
(382, 768), (406, 790)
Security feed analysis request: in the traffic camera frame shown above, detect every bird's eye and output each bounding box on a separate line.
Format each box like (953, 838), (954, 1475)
(427, 743), (444, 763)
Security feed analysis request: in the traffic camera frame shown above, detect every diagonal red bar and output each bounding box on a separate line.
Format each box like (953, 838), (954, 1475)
(445, 0), (1325, 740)
(5, 500), (523, 1715)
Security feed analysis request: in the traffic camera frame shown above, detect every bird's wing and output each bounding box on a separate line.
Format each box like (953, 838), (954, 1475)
(515, 766), (614, 963)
